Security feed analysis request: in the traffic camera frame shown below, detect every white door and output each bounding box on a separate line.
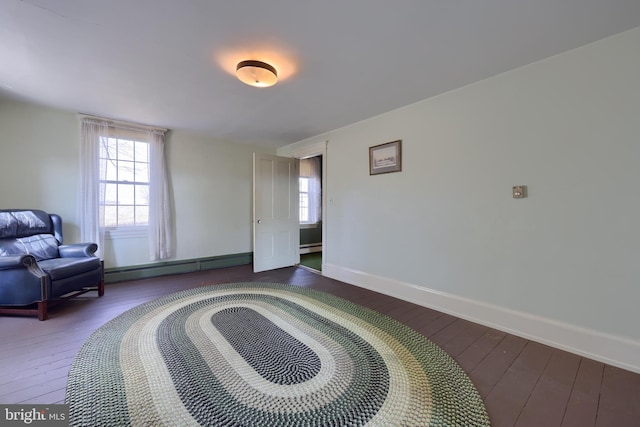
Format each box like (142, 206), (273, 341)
(253, 153), (300, 272)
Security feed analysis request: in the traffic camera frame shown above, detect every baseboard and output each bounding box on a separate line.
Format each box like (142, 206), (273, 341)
(323, 263), (640, 374)
(105, 252), (252, 283)
(300, 244), (322, 255)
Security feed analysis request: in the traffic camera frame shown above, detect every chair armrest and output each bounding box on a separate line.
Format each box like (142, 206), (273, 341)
(58, 243), (98, 258)
(0, 254), (37, 270)
(0, 254), (47, 304)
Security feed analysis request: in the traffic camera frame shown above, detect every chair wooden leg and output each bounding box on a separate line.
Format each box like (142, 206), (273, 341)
(98, 260), (105, 297)
(37, 301), (48, 321)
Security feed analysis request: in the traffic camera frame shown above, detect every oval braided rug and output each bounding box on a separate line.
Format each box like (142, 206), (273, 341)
(66, 283), (491, 426)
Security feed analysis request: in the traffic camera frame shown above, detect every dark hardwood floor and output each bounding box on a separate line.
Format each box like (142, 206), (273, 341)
(1, 265), (638, 426)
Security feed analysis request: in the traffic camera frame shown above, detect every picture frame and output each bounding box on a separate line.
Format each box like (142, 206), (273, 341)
(369, 140), (402, 175)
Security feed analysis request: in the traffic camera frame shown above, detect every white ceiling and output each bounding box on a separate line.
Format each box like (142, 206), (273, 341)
(2, 1), (639, 148)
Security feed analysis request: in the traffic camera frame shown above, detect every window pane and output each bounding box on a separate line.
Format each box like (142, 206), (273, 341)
(119, 206), (135, 226)
(135, 162), (149, 183)
(104, 183), (118, 205)
(299, 193), (309, 222)
(119, 184), (135, 205)
(104, 206), (118, 227)
(299, 177), (309, 192)
(118, 139), (134, 161)
(136, 206), (149, 225)
(135, 141), (149, 162)
(135, 184), (149, 205)
(119, 160), (135, 182)
(106, 138), (118, 159)
(105, 159), (118, 181)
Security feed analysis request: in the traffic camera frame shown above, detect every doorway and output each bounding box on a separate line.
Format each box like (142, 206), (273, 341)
(299, 155), (322, 271)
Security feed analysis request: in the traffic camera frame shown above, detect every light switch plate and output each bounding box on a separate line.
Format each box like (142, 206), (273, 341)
(513, 185), (526, 199)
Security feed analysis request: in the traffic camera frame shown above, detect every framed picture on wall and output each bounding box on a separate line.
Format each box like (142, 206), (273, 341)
(369, 140), (402, 175)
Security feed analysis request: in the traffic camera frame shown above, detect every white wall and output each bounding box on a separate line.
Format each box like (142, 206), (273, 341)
(168, 130), (273, 262)
(0, 100), (81, 239)
(285, 27), (640, 371)
(0, 99), (274, 268)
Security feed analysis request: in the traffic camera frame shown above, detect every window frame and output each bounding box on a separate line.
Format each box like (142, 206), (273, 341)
(99, 127), (151, 238)
(299, 176), (312, 225)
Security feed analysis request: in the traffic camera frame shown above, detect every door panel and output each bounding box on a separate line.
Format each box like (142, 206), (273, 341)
(253, 153), (299, 272)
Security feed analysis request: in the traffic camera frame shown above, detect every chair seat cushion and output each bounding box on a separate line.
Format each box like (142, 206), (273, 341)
(38, 257), (101, 280)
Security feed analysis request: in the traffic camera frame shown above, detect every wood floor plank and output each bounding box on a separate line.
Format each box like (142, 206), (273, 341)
(414, 312), (458, 337)
(561, 358), (603, 427)
(430, 318), (476, 348)
(20, 388), (66, 405)
(596, 365), (640, 427)
(483, 341), (553, 427)
(0, 365), (69, 403)
(383, 302), (423, 323)
(443, 321), (489, 358)
(396, 305), (443, 332)
(470, 333), (528, 398)
(0, 264), (639, 427)
(456, 328), (507, 372)
(515, 349), (581, 427)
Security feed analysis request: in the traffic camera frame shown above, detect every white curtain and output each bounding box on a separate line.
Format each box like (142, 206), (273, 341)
(78, 118), (109, 258)
(79, 118), (172, 261)
(148, 129), (172, 260)
(301, 157), (322, 224)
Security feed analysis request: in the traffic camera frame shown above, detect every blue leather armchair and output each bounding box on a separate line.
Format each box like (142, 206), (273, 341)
(0, 209), (104, 320)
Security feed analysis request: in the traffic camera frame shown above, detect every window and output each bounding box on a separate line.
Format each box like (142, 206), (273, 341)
(99, 135), (150, 230)
(299, 157), (321, 225)
(299, 177), (310, 222)
(80, 117), (171, 260)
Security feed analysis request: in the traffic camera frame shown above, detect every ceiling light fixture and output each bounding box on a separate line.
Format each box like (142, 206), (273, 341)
(236, 60), (278, 88)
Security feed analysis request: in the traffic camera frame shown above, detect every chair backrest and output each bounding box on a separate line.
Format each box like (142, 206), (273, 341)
(0, 209), (64, 242)
(0, 209), (64, 261)
(0, 209), (54, 238)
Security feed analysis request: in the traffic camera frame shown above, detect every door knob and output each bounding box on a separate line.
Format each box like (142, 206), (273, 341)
(257, 219), (262, 224)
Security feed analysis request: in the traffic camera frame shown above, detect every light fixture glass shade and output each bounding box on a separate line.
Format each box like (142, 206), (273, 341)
(236, 60), (278, 87)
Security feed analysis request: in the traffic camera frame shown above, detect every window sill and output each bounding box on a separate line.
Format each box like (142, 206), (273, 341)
(105, 227), (148, 239)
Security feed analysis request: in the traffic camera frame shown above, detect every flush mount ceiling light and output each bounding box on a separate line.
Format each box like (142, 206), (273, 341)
(236, 60), (278, 87)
